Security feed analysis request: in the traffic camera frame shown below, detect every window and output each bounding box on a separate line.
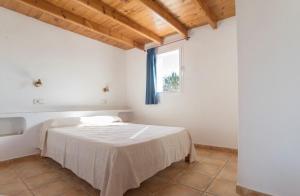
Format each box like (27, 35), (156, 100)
(156, 48), (182, 93)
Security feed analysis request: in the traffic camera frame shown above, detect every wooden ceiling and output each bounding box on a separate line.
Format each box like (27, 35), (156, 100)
(1, 0), (235, 50)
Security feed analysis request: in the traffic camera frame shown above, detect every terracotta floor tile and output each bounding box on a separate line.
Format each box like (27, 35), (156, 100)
(53, 169), (79, 183)
(156, 166), (185, 181)
(0, 167), (19, 185)
(198, 158), (227, 167)
(0, 180), (28, 195)
(14, 162), (55, 179)
(11, 158), (43, 169)
(207, 179), (239, 196)
(155, 184), (203, 196)
(0, 148), (238, 196)
(216, 162), (237, 182)
(139, 176), (170, 193)
(203, 193), (215, 196)
(24, 171), (62, 189)
(171, 160), (197, 169)
(86, 189), (101, 196)
(86, 189), (100, 196)
(79, 185), (99, 196)
(208, 151), (234, 161)
(69, 177), (99, 196)
(10, 189), (34, 196)
(32, 179), (75, 196)
(188, 162), (222, 177)
(43, 158), (62, 169)
(61, 188), (91, 196)
(196, 149), (213, 159)
(229, 154), (238, 164)
(124, 189), (150, 196)
(0, 163), (14, 171)
(176, 171), (213, 191)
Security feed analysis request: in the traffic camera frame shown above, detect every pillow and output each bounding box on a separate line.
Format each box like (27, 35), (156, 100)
(79, 116), (122, 126)
(50, 117), (81, 128)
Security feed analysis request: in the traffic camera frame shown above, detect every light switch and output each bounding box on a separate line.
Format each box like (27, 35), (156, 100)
(33, 98), (45, 104)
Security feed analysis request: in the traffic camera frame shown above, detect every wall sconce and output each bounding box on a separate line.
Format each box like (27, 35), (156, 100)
(102, 85), (109, 93)
(33, 79), (43, 87)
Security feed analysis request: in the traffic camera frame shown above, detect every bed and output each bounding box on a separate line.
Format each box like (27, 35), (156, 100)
(39, 116), (196, 196)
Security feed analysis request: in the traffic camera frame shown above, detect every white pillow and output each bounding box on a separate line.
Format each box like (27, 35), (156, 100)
(79, 116), (122, 126)
(50, 117), (81, 128)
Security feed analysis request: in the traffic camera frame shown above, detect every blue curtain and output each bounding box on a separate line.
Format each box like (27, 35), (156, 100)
(145, 48), (159, 104)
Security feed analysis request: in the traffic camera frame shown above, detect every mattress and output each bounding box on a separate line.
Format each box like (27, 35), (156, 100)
(40, 120), (196, 196)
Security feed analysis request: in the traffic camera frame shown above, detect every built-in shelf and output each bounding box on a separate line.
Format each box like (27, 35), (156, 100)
(0, 117), (26, 137)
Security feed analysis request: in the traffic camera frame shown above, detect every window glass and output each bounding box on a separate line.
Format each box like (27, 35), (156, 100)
(156, 49), (181, 93)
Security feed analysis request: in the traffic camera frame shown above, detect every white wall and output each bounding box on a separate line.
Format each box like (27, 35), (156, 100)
(0, 7), (128, 161)
(0, 7), (127, 113)
(125, 17), (238, 149)
(237, 0), (300, 195)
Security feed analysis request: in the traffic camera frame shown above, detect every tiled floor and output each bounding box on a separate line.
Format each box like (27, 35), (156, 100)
(0, 148), (238, 196)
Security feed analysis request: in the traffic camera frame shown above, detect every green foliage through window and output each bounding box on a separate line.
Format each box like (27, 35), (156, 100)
(163, 72), (180, 92)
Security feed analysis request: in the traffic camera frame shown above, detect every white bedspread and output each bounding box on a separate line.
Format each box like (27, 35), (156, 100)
(40, 121), (196, 196)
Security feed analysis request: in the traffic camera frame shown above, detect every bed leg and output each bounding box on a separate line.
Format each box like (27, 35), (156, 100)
(185, 154), (191, 163)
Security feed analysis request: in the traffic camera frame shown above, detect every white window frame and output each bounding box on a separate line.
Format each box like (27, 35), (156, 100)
(156, 44), (184, 94)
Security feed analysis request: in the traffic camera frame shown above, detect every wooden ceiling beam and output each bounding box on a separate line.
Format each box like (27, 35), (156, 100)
(71, 0), (162, 44)
(13, 0), (144, 49)
(138, 0), (188, 38)
(192, 0), (218, 29)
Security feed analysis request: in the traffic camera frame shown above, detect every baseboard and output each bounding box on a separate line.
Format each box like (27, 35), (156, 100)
(0, 153), (41, 166)
(194, 143), (238, 154)
(236, 185), (271, 196)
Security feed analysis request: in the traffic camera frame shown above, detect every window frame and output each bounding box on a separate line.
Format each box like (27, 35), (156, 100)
(156, 45), (184, 94)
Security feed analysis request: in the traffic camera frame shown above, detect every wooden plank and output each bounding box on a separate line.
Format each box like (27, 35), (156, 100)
(71, 0), (162, 44)
(13, 0), (144, 49)
(138, 0), (188, 38)
(192, 0), (218, 29)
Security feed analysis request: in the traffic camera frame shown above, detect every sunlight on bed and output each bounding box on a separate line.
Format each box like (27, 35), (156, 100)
(130, 127), (149, 139)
